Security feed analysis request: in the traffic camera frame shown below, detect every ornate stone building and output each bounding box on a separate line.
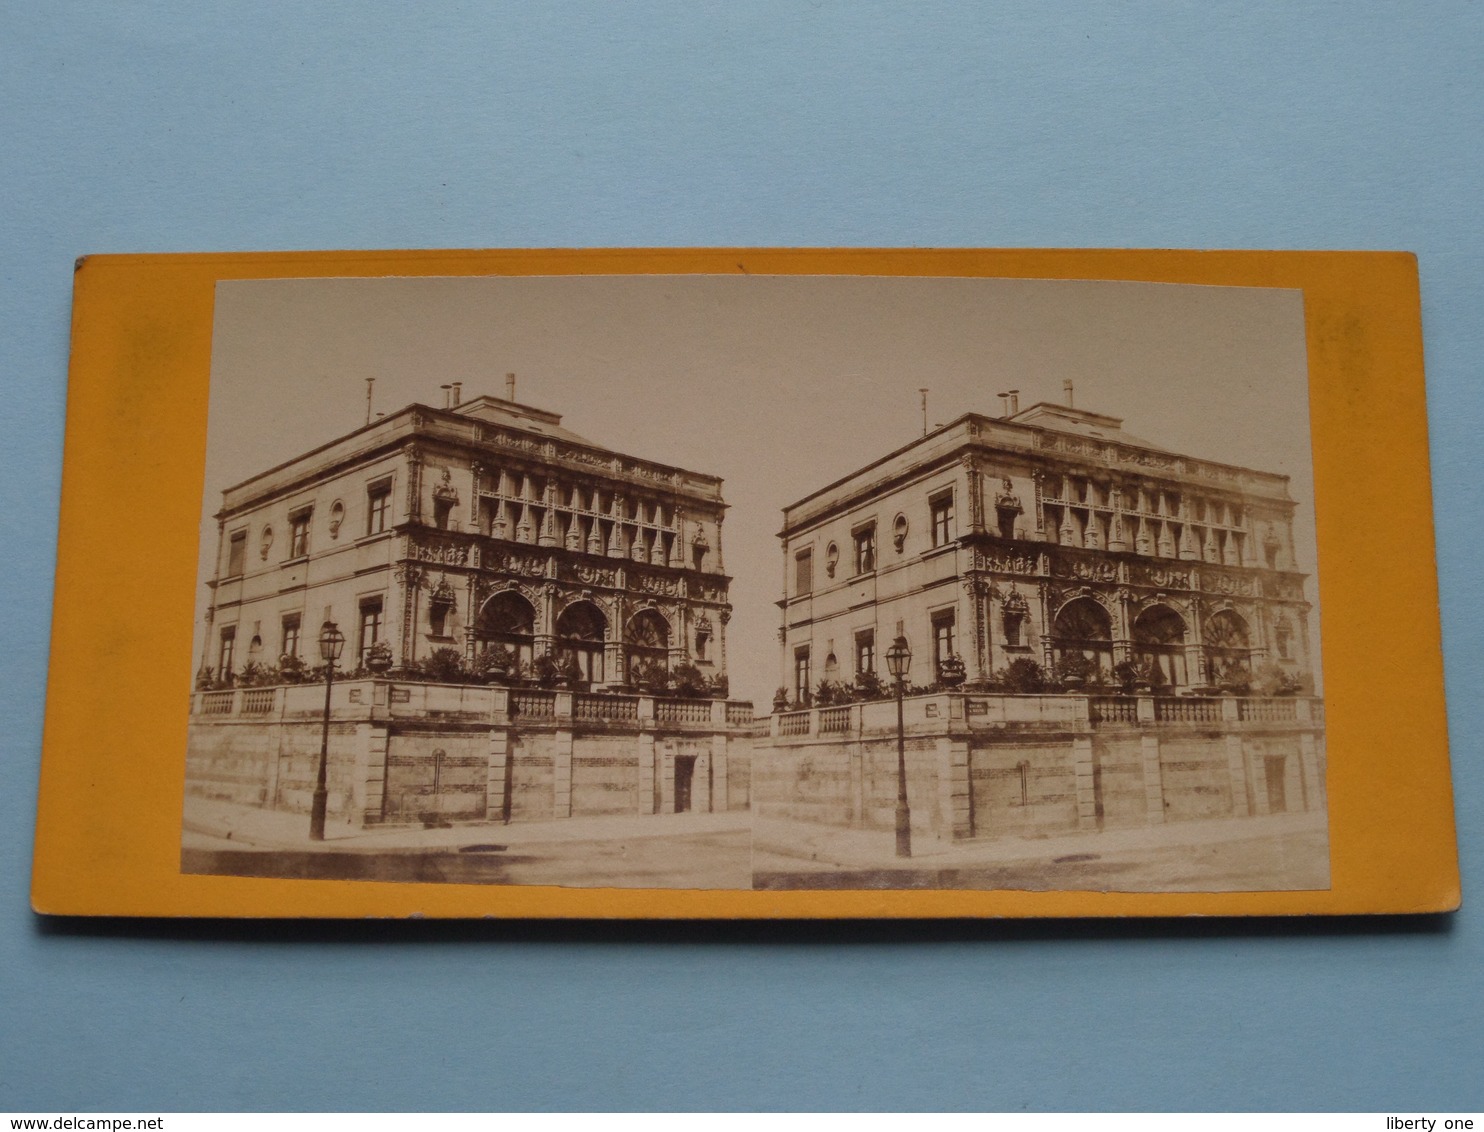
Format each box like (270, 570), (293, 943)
(776, 388), (1317, 700)
(200, 379), (733, 690)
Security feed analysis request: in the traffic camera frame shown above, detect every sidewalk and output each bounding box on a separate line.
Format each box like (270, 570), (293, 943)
(181, 795), (752, 854)
(753, 809), (1328, 871)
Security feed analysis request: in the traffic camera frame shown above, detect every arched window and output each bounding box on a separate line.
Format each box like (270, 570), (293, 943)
(1204, 608), (1252, 686)
(474, 590), (536, 668)
(1051, 597), (1114, 676)
(556, 601), (607, 687)
(625, 609), (671, 682)
(1133, 605), (1188, 689)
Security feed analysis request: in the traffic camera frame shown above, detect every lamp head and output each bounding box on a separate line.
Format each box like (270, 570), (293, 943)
(318, 620), (346, 663)
(885, 635), (911, 681)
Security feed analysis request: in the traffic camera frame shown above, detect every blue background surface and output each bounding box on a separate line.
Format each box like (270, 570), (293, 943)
(3, 3), (1480, 1111)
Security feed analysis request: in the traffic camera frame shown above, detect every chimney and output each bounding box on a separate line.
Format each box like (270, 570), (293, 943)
(439, 383), (452, 409)
(1007, 389), (1020, 415)
(505, 372), (517, 402)
(450, 381), (462, 407)
(997, 392), (1009, 418)
(1063, 378), (1074, 408)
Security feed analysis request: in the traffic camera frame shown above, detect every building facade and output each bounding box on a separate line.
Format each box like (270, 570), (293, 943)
(776, 391), (1317, 701)
(200, 381), (734, 692)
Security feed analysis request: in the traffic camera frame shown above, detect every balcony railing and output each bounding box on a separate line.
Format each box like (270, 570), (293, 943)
(239, 688), (277, 715)
(1089, 696), (1138, 724)
(511, 690), (556, 720)
(1153, 697), (1221, 724)
(778, 710), (811, 737)
(199, 690), (235, 716)
(818, 706), (853, 734)
(726, 702), (755, 725)
(1237, 697), (1298, 722)
(574, 693), (639, 723)
(656, 698), (711, 724)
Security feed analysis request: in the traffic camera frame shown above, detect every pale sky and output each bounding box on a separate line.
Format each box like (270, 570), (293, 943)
(201, 274), (1319, 702)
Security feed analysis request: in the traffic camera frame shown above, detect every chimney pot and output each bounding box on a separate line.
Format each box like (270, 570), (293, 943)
(1008, 389), (1020, 415)
(997, 392), (1009, 418)
(1063, 379), (1075, 408)
(450, 381), (462, 407)
(439, 383), (452, 409)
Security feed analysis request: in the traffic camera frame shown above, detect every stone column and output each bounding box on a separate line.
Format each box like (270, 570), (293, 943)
(638, 731), (657, 814)
(659, 741), (675, 814)
(1225, 734), (1251, 817)
(1248, 745), (1271, 816)
(1298, 731), (1323, 812)
(941, 736), (973, 841)
(487, 724), (514, 824)
(353, 722), (389, 827)
(1140, 733), (1165, 824)
(1072, 735), (1098, 831)
(848, 744), (865, 828)
(711, 733), (729, 813)
(552, 724), (574, 819)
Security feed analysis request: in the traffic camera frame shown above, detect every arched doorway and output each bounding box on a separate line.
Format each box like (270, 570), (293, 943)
(1204, 608), (1252, 687)
(556, 600), (607, 688)
(1133, 605), (1188, 689)
(474, 590), (536, 669)
(624, 609), (670, 683)
(1051, 597), (1114, 677)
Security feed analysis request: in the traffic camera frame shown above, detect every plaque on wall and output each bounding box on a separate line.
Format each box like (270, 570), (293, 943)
(31, 248), (1458, 918)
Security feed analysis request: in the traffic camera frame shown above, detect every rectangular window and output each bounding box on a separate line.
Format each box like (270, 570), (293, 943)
(358, 598), (384, 665)
(795, 548), (813, 595)
(853, 524), (876, 575)
(794, 646), (812, 705)
(217, 627), (236, 676)
(226, 530), (247, 577)
(367, 481), (391, 535)
(855, 630), (876, 677)
(281, 615), (301, 660)
(930, 491), (954, 547)
(932, 610), (957, 675)
(288, 508), (312, 558)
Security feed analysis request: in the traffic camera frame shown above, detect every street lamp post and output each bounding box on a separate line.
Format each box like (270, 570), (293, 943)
(309, 620), (346, 842)
(886, 634), (912, 858)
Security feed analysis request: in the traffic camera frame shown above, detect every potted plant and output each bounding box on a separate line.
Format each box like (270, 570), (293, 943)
(473, 645), (514, 684)
(1054, 652), (1093, 689)
(772, 686), (791, 713)
(530, 652), (560, 689)
(364, 640), (394, 676)
(937, 654), (967, 688)
(1111, 660), (1142, 695)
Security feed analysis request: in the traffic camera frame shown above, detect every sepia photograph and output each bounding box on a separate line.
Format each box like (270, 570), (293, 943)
(179, 273), (1328, 892)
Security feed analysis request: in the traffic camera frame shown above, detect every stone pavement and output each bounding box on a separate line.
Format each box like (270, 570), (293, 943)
(181, 795), (1329, 892)
(181, 795), (752, 853)
(752, 810), (1331, 891)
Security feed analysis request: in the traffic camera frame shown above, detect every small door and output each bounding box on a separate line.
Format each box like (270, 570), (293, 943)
(1264, 755), (1288, 814)
(674, 755), (696, 814)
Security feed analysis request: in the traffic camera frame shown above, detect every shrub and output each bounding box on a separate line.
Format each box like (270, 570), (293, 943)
(852, 670), (889, 702)
(278, 655), (309, 684)
(1000, 657), (1047, 694)
(418, 647), (467, 684)
(708, 673), (730, 699)
(670, 661), (710, 699)
(813, 680), (853, 707)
